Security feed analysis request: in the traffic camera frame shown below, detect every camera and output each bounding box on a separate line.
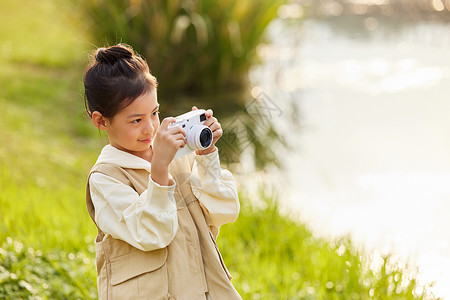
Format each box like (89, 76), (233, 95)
(169, 109), (213, 159)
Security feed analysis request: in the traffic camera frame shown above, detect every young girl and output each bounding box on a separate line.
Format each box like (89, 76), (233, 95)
(83, 44), (242, 300)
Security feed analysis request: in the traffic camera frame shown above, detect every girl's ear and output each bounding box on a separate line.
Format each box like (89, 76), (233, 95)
(92, 111), (108, 130)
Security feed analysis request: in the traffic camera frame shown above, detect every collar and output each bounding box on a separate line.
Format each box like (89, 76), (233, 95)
(92, 145), (151, 172)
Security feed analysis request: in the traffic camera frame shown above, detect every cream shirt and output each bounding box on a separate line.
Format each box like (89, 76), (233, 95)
(89, 145), (239, 251)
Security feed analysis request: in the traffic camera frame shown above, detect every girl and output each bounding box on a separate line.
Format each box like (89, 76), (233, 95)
(83, 44), (242, 300)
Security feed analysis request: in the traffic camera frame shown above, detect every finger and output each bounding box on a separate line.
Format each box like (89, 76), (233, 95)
(213, 128), (223, 140)
(174, 132), (187, 141)
(168, 126), (186, 137)
(160, 117), (176, 130)
(205, 109), (213, 118)
(178, 139), (187, 148)
(208, 122), (221, 132)
(203, 117), (218, 127)
(192, 106), (198, 111)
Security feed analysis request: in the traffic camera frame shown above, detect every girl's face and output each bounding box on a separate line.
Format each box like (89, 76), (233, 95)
(105, 89), (160, 161)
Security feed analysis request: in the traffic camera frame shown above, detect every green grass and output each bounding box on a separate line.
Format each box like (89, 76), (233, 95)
(0, 0), (431, 299)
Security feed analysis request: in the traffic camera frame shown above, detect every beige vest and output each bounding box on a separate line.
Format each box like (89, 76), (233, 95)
(86, 154), (242, 300)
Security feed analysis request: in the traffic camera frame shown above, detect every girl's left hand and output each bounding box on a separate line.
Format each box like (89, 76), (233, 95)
(192, 106), (222, 155)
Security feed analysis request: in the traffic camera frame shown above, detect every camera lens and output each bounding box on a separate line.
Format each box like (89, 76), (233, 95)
(199, 128), (213, 148)
(186, 125), (213, 150)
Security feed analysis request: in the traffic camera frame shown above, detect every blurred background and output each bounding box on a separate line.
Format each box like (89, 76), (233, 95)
(1, 0), (449, 299)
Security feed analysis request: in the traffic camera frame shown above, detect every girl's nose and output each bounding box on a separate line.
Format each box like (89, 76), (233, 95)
(142, 119), (154, 135)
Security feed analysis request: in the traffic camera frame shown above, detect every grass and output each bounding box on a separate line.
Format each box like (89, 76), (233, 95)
(0, 0), (431, 299)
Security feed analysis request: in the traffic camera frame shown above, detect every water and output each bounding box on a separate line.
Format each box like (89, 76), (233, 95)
(249, 16), (450, 298)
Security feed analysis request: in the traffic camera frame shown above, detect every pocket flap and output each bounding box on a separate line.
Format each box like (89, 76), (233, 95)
(110, 247), (167, 286)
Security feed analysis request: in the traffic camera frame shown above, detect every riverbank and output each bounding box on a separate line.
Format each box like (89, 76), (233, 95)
(0, 0), (436, 298)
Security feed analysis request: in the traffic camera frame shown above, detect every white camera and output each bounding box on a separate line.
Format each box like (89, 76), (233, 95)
(169, 109), (213, 159)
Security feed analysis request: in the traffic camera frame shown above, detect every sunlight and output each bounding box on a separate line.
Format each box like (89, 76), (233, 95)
(348, 0), (389, 4)
(432, 0), (445, 11)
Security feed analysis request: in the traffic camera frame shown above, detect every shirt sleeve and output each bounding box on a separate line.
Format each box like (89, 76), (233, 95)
(89, 172), (178, 251)
(190, 149), (240, 229)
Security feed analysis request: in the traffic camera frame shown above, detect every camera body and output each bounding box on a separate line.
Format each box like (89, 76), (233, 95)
(169, 109), (213, 159)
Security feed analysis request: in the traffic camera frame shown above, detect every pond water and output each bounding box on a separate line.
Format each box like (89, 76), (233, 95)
(248, 15), (450, 298)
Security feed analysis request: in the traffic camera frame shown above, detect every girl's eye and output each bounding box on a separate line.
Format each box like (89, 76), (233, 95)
(131, 119), (141, 124)
(152, 111), (159, 117)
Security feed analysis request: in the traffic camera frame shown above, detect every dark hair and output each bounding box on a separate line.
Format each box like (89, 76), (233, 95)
(83, 44), (157, 119)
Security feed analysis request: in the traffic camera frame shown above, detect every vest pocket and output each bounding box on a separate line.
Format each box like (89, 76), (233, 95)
(109, 247), (169, 299)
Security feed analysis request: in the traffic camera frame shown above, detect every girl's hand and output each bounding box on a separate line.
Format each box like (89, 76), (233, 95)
(152, 117), (187, 165)
(151, 117), (186, 186)
(192, 106), (222, 155)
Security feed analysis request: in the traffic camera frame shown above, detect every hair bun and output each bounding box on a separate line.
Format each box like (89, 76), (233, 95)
(95, 45), (134, 64)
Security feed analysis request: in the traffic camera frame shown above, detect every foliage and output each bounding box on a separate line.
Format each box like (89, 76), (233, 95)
(0, 238), (96, 299)
(78, 0), (286, 99)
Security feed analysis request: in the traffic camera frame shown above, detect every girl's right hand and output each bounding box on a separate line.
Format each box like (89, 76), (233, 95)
(151, 117), (186, 166)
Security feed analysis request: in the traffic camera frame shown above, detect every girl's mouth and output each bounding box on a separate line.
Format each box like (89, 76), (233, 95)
(140, 138), (152, 144)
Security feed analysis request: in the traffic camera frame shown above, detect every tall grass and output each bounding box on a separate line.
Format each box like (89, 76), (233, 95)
(78, 0), (286, 98)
